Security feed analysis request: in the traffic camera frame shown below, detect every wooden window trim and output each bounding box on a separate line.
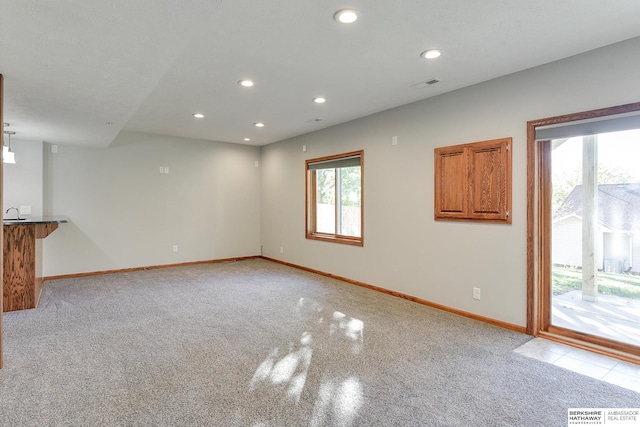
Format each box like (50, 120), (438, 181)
(305, 150), (364, 246)
(434, 137), (512, 223)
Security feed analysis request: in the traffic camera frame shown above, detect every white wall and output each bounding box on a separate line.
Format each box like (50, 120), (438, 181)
(18, 36), (640, 326)
(42, 132), (261, 276)
(3, 139), (44, 217)
(260, 36), (640, 327)
(552, 217), (583, 268)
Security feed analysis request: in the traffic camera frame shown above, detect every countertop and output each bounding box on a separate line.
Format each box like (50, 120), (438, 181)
(2, 215), (70, 225)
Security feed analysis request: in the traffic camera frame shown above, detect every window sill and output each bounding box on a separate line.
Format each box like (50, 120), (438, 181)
(306, 232), (363, 246)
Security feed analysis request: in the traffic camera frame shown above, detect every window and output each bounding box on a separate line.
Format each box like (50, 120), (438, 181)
(306, 150), (363, 246)
(434, 137), (512, 223)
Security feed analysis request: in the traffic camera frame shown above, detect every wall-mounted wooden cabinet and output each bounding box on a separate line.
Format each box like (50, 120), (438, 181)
(434, 137), (512, 223)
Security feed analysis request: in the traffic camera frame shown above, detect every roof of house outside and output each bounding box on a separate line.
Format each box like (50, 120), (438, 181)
(553, 183), (640, 231)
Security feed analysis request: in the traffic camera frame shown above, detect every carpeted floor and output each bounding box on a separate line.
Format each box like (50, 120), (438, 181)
(0, 259), (637, 426)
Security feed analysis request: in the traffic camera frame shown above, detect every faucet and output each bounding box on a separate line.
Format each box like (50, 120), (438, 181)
(5, 207), (20, 220)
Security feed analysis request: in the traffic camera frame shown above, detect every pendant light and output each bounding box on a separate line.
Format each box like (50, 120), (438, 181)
(3, 129), (16, 164)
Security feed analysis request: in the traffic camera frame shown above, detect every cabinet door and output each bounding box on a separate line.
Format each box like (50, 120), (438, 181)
(434, 137), (511, 223)
(434, 145), (468, 219)
(468, 138), (511, 222)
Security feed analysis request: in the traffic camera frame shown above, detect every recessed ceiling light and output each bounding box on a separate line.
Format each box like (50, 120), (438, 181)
(193, 113), (205, 118)
(238, 79), (254, 87)
(421, 49), (441, 59)
(313, 97), (326, 104)
(254, 122), (265, 128)
(244, 138), (251, 141)
(334, 9), (358, 24)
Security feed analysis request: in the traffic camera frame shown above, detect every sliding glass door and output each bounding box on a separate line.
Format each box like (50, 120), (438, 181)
(550, 129), (640, 348)
(529, 103), (640, 356)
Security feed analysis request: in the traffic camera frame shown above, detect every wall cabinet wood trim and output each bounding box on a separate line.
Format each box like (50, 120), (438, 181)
(435, 137), (512, 223)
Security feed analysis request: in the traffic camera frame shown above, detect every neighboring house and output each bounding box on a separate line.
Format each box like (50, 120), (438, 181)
(552, 183), (640, 274)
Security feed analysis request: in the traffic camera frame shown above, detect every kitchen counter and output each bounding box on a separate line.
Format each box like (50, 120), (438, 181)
(3, 216), (69, 312)
(3, 215), (70, 225)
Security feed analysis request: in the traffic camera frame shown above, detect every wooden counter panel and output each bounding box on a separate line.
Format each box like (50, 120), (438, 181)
(35, 239), (44, 307)
(36, 223), (58, 239)
(3, 225), (36, 311)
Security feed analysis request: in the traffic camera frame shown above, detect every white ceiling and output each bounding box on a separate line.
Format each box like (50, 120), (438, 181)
(2, 0), (640, 148)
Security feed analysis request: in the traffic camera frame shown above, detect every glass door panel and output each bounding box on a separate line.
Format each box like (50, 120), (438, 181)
(550, 129), (640, 347)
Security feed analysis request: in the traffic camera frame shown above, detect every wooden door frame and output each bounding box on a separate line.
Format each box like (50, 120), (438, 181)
(1, 73), (4, 369)
(527, 101), (640, 360)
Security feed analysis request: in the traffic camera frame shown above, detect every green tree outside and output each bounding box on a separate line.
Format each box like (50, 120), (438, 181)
(316, 166), (361, 207)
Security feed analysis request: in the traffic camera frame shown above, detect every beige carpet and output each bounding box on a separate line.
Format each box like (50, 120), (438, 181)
(0, 259), (637, 426)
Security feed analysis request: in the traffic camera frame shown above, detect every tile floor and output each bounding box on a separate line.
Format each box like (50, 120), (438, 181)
(515, 338), (640, 393)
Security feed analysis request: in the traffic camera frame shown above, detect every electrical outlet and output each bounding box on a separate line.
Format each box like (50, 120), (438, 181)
(19, 205), (32, 215)
(280, 246), (284, 254)
(392, 136), (398, 146)
(172, 245), (178, 253)
(473, 287), (481, 300)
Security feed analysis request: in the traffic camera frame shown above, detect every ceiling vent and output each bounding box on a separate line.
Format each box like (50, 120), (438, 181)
(411, 78), (440, 89)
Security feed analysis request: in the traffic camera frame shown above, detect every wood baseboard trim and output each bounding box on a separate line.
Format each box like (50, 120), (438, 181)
(261, 256), (527, 334)
(43, 256), (261, 281)
(43, 255), (526, 335)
